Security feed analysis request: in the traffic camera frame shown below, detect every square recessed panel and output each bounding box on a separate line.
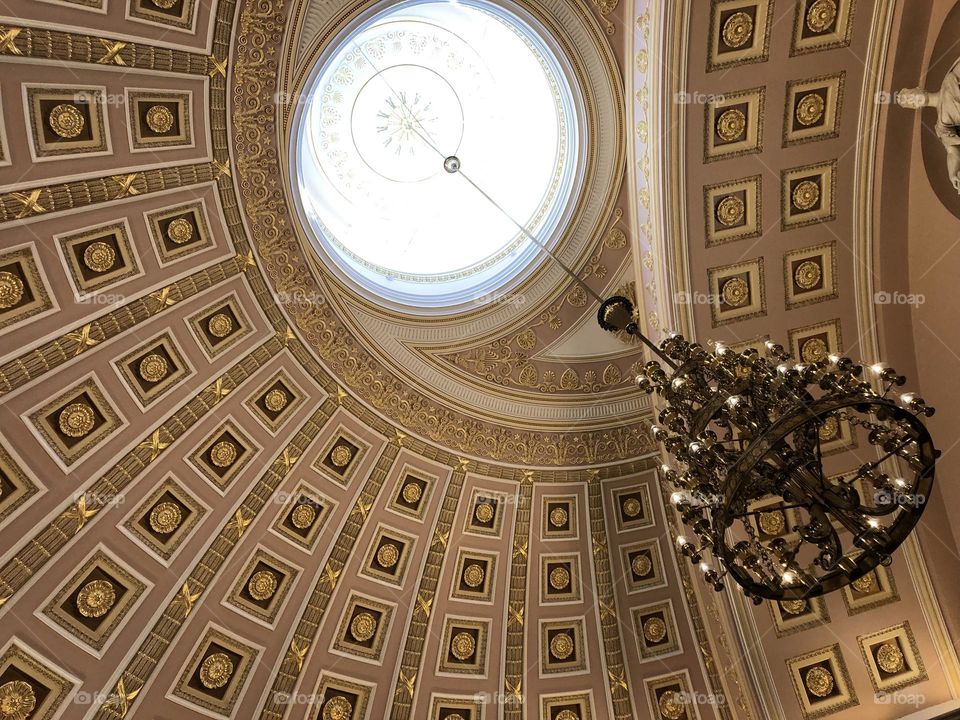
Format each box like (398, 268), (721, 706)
(388, 468), (434, 520)
(121, 474), (207, 563)
(244, 369), (305, 433)
(170, 626), (260, 717)
(114, 332), (192, 407)
(611, 484), (654, 532)
(430, 695), (483, 720)
(704, 86), (764, 162)
(147, 200), (214, 265)
(360, 524), (416, 587)
(708, 257), (766, 326)
(0, 247), (54, 332)
(770, 596), (830, 637)
(224, 547), (299, 627)
(858, 622), (927, 693)
(542, 692), (594, 720)
(541, 494), (577, 540)
(39, 547), (148, 654)
(703, 175), (761, 246)
(0, 442), (41, 528)
(464, 488), (507, 537)
(188, 419), (258, 492)
(126, 89), (192, 151)
(438, 616), (489, 676)
(27, 376), (122, 468)
(314, 676), (373, 720)
(451, 550), (496, 603)
(784, 242), (838, 308)
(128, 0), (198, 29)
(332, 593), (394, 663)
(187, 294), (252, 359)
(707, 0), (774, 71)
(644, 672), (700, 720)
(788, 318), (841, 366)
(781, 160), (837, 230)
(633, 600), (682, 661)
(313, 428), (368, 485)
(786, 643), (858, 718)
(56, 220), (141, 297)
(0, 640), (77, 720)
(783, 73), (845, 146)
(540, 618), (587, 675)
(842, 562), (899, 615)
(271, 483), (334, 551)
(540, 554), (581, 604)
(622, 538), (667, 593)
(24, 84), (109, 159)
(791, 0), (855, 56)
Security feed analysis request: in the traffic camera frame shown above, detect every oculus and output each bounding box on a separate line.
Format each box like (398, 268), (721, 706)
(292, 0), (581, 309)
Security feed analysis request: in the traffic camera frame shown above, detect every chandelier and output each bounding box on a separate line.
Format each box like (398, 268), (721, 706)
(598, 295), (937, 602)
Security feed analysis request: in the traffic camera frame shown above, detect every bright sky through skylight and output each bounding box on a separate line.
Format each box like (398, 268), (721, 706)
(294, 0), (579, 307)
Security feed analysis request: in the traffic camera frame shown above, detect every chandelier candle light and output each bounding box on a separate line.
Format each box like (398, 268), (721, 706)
(598, 295), (937, 602)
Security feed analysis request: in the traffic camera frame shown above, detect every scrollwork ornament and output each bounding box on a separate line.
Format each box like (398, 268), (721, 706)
(804, 666), (835, 698)
(76, 579), (116, 618)
(0, 272), (24, 309)
(549, 632), (574, 660)
(247, 570), (278, 600)
(549, 566), (570, 590)
(83, 241), (116, 272)
(463, 563), (485, 588)
(290, 503), (316, 529)
(145, 105), (175, 134)
(0, 680), (36, 720)
(59, 402), (96, 438)
(149, 501), (182, 534)
(350, 612), (377, 642)
(716, 109), (746, 142)
(322, 696), (353, 720)
(722, 11), (753, 48)
(48, 104), (85, 139)
(806, 0), (837, 33)
(795, 260), (822, 289)
(199, 653), (234, 689)
(451, 631), (476, 660)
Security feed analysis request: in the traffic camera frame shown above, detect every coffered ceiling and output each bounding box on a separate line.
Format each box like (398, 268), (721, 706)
(0, 0), (959, 719)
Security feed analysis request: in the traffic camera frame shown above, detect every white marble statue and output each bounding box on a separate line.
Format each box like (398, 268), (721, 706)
(898, 59), (960, 193)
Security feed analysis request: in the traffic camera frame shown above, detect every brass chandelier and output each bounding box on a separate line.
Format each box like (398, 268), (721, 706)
(598, 295), (937, 602)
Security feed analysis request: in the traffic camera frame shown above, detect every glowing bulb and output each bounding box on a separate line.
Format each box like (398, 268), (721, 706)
(782, 571), (796, 584)
(828, 354), (841, 364)
(672, 377), (686, 389)
(764, 340), (776, 349)
(661, 464), (671, 474)
(715, 343), (727, 355)
(867, 517), (880, 529)
(900, 393), (915, 405)
(689, 442), (701, 453)
(676, 535), (688, 546)
(670, 492), (684, 505)
(894, 478), (907, 488)
(777, 364), (789, 375)
(726, 395), (740, 407)
(700, 562), (710, 573)
(870, 363), (885, 375)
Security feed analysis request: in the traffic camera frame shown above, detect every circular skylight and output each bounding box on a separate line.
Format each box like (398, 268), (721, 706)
(292, 0), (581, 310)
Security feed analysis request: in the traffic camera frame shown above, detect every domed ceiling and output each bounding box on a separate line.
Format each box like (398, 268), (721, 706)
(1, 0), (960, 719)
